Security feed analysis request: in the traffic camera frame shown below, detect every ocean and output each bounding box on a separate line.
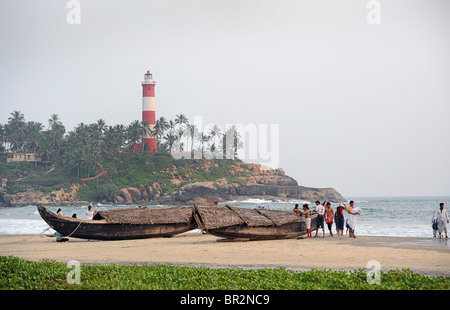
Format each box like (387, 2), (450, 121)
(0, 196), (449, 237)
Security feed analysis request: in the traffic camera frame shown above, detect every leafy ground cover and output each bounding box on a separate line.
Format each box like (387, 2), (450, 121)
(1, 256), (448, 290)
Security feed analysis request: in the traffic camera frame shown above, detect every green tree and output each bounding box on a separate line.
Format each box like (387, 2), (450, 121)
(24, 121), (43, 153)
(5, 111), (26, 151)
(163, 132), (179, 153)
(222, 125), (243, 159)
(126, 120), (142, 150)
(208, 124), (222, 158)
(47, 114), (65, 163)
(187, 124), (198, 153)
(0, 124), (5, 152)
(38, 131), (53, 167)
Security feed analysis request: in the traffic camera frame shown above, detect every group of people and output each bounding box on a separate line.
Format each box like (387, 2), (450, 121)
(432, 203), (448, 239)
(56, 205), (97, 220)
(293, 200), (361, 239)
(54, 205), (97, 242)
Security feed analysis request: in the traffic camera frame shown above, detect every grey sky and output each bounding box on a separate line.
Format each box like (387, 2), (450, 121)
(1, 0), (449, 197)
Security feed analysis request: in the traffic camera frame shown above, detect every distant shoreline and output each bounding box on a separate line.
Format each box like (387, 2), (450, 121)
(2, 195), (449, 208)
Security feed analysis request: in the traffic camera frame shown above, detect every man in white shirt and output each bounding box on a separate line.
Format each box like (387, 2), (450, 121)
(347, 201), (361, 238)
(314, 200), (325, 238)
(86, 205), (94, 220)
(438, 203), (448, 239)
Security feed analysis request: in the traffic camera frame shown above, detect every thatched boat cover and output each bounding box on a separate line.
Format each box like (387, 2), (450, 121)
(228, 207), (274, 227)
(195, 206), (303, 229)
(95, 206), (194, 225)
(257, 209), (302, 226)
(194, 206), (245, 229)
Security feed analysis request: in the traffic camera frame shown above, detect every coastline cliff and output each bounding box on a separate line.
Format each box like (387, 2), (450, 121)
(0, 159), (345, 207)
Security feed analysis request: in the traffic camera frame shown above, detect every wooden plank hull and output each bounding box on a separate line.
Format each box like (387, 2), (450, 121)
(193, 205), (319, 241)
(37, 206), (197, 240)
(207, 215), (318, 240)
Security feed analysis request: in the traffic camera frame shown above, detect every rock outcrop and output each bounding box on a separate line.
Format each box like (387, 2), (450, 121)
(0, 185), (87, 207)
(110, 164), (344, 205)
(0, 162), (345, 207)
(155, 183), (344, 205)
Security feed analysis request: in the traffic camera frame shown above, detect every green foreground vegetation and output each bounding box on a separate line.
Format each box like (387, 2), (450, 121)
(1, 256), (449, 290)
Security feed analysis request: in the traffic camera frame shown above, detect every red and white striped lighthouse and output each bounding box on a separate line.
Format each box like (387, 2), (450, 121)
(142, 70), (157, 152)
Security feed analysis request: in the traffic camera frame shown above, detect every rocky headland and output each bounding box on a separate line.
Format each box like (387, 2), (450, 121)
(0, 162), (344, 207)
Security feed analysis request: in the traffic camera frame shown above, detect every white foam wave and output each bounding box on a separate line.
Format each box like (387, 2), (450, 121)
(0, 219), (54, 235)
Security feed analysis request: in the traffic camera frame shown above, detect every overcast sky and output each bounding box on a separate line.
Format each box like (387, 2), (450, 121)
(1, 0), (449, 197)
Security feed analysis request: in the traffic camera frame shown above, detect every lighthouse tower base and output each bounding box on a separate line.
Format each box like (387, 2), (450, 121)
(131, 139), (157, 153)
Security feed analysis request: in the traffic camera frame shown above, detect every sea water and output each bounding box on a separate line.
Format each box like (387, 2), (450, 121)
(0, 196), (448, 237)
(234, 196), (450, 237)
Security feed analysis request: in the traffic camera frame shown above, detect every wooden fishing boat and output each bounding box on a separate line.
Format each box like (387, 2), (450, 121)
(194, 205), (318, 241)
(37, 205), (197, 240)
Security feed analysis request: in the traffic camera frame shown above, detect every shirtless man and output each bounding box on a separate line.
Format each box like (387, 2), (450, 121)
(298, 204), (312, 238)
(325, 202), (334, 237)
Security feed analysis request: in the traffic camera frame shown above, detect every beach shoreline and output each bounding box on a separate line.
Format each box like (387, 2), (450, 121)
(1, 233), (449, 277)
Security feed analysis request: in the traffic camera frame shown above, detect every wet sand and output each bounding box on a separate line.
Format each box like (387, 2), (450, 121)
(0, 233), (449, 276)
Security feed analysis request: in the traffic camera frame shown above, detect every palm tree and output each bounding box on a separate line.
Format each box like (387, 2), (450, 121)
(24, 121), (43, 153)
(209, 124), (222, 139)
(38, 132), (53, 168)
(6, 111), (26, 151)
(163, 132), (179, 153)
(8, 110), (25, 124)
(155, 116), (169, 134)
(168, 120), (175, 132)
(0, 124), (5, 153)
(126, 120), (142, 150)
(86, 151), (104, 186)
(174, 113), (189, 126)
(48, 114), (62, 130)
(154, 116), (170, 150)
(173, 114), (189, 146)
(200, 132), (210, 159)
(60, 132), (79, 174)
(96, 119), (107, 134)
(88, 123), (104, 153)
(102, 124), (126, 156)
(187, 124), (198, 153)
(208, 124), (222, 158)
(69, 146), (89, 179)
(47, 114), (66, 163)
(222, 125), (243, 159)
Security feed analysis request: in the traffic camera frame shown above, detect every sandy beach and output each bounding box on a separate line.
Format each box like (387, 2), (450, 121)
(0, 233), (449, 277)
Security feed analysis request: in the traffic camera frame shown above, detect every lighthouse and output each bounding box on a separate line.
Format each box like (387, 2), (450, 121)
(141, 70), (157, 152)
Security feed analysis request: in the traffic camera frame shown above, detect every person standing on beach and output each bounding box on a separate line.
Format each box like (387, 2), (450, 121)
(298, 204), (312, 238)
(347, 200), (360, 238)
(325, 202), (334, 237)
(335, 202), (346, 236)
(437, 203), (448, 239)
(314, 201), (325, 238)
(432, 209), (440, 238)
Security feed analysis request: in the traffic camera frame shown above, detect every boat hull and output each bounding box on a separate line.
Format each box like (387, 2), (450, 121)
(207, 215), (318, 240)
(193, 205), (319, 241)
(208, 218), (316, 240)
(37, 206), (197, 240)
